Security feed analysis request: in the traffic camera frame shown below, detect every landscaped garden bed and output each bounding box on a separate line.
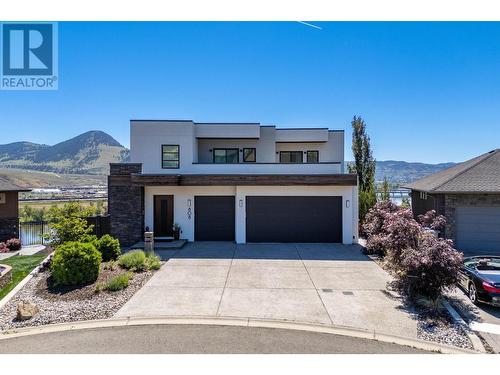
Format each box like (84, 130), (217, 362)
(416, 308), (473, 350)
(0, 258), (155, 330)
(0, 202), (161, 331)
(361, 201), (475, 350)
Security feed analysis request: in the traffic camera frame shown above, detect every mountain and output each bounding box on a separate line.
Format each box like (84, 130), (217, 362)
(375, 160), (457, 185)
(0, 131), (130, 175)
(0, 130), (456, 182)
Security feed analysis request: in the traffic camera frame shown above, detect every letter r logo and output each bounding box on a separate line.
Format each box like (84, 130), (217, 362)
(2, 23), (53, 76)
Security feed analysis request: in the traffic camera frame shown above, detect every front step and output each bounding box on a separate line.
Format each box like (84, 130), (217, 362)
(154, 236), (174, 242)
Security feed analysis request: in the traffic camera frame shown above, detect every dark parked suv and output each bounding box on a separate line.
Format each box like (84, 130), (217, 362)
(459, 256), (500, 306)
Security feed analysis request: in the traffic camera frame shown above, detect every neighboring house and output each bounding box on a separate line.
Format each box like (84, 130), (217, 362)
(404, 149), (500, 255)
(0, 177), (30, 242)
(108, 120), (359, 247)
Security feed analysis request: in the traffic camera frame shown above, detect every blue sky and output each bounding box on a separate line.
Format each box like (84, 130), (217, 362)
(1, 21), (499, 163)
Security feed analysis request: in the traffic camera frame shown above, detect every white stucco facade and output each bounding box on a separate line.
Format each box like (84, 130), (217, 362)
(126, 119), (358, 245)
(144, 185), (358, 244)
(130, 120), (344, 174)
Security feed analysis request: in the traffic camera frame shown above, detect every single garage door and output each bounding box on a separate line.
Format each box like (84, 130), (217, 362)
(195, 196), (235, 241)
(246, 196), (342, 243)
(456, 206), (500, 255)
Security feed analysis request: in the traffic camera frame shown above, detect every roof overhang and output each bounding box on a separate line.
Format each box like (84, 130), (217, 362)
(120, 174), (358, 186)
(0, 188), (31, 192)
(405, 188), (500, 195)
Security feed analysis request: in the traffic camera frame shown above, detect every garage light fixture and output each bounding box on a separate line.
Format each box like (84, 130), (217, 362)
(346, 200), (350, 208)
(239, 198), (243, 207)
(187, 199), (192, 207)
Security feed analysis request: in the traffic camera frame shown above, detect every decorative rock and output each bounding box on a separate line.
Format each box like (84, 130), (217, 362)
(16, 301), (39, 321)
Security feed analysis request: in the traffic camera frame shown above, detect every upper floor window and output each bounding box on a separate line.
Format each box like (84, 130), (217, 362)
(243, 148), (256, 163)
(162, 145), (180, 169)
(213, 148), (239, 164)
(306, 150), (319, 163)
(280, 151), (303, 163)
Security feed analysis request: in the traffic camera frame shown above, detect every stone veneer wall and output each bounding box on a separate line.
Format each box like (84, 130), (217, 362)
(0, 217), (19, 242)
(108, 163), (144, 247)
(444, 193), (500, 242)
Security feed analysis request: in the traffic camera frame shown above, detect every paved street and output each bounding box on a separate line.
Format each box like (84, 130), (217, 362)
(117, 242), (419, 339)
(0, 324), (428, 354)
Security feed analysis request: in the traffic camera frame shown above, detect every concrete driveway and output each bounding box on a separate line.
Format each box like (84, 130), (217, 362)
(116, 242), (418, 338)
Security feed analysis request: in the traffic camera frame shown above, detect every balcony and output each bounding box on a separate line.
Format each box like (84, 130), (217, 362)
(188, 162), (343, 174)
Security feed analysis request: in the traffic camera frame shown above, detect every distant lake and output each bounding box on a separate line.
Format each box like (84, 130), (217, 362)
(376, 189), (411, 206)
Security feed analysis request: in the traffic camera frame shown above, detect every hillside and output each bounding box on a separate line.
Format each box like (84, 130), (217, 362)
(0, 168), (107, 188)
(0, 131), (129, 175)
(0, 130), (457, 185)
(375, 160), (456, 184)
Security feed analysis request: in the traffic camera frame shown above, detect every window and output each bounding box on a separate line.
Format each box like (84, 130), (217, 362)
(420, 191), (428, 200)
(280, 151), (303, 163)
(213, 148), (239, 164)
(306, 151), (319, 163)
(162, 145), (179, 169)
(243, 148), (256, 162)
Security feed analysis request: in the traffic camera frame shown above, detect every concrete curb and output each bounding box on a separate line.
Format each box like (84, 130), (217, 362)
(441, 298), (486, 353)
(0, 315), (477, 354)
(0, 253), (52, 311)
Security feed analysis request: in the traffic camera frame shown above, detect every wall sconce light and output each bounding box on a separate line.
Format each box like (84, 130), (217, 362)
(209, 149), (213, 152)
(346, 200), (351, 208)
(187, 199), (192, 207)
(239, 198), (243, 207)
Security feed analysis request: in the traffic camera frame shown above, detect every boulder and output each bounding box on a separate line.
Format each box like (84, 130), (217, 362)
(16, 301), (39, 321)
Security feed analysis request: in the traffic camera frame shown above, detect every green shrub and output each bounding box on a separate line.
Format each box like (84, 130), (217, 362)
(145, 252), (161, 270)
(105, 273), (132, 292)
(95, 235), (121, 262)
(51, 242), (101, 286)
(118, 250), (161, 271)
(46, 217), (94, 247)
(80, 234), (98, 244)
(118, 250), (147, 271)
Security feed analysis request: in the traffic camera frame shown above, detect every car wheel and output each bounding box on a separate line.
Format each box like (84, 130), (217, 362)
(469, 283), (479, 305)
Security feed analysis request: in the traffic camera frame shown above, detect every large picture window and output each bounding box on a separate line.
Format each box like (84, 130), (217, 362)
(280, 151), (303, 163)
(213, 148), (239, 164)
(162, 145), (180, 169)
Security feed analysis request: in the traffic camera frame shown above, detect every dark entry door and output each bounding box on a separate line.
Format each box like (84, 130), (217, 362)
(195, 196), (235, 241)
(246, 196), (343, 243)
(154, 195), (174, 237)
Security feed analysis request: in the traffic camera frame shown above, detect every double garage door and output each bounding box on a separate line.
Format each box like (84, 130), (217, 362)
(455, 206), (500, 255)
(194, 195), (343, 243)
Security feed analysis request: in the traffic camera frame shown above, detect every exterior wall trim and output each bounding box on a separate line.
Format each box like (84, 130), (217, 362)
(129, 173), (357, 186)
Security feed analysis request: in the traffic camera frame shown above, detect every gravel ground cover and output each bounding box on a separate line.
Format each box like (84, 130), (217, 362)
(0, 263), (155, 330)
(417, 310), (473, 350)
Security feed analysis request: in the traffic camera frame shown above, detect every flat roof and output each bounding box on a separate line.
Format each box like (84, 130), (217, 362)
(130, 119), (342, 132)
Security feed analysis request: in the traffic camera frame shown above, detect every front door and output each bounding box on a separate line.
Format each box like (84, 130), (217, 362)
(154, 195), (174, 237)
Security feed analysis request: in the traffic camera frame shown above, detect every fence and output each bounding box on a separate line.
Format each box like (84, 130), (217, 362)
(20, 215), (110, 246)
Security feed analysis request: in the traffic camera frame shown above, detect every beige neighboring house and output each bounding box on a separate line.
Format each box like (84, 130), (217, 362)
(0, 177), (30, 242)
(404, 149), (500, 255)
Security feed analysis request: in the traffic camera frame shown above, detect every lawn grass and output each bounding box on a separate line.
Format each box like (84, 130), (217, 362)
(0, 254), (47, 300)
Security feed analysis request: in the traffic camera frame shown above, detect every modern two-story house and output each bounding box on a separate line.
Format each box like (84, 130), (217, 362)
(108, 120), (358, 247)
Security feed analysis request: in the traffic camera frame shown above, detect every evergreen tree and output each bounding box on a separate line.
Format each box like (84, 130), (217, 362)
(348, 116), (376, 221)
